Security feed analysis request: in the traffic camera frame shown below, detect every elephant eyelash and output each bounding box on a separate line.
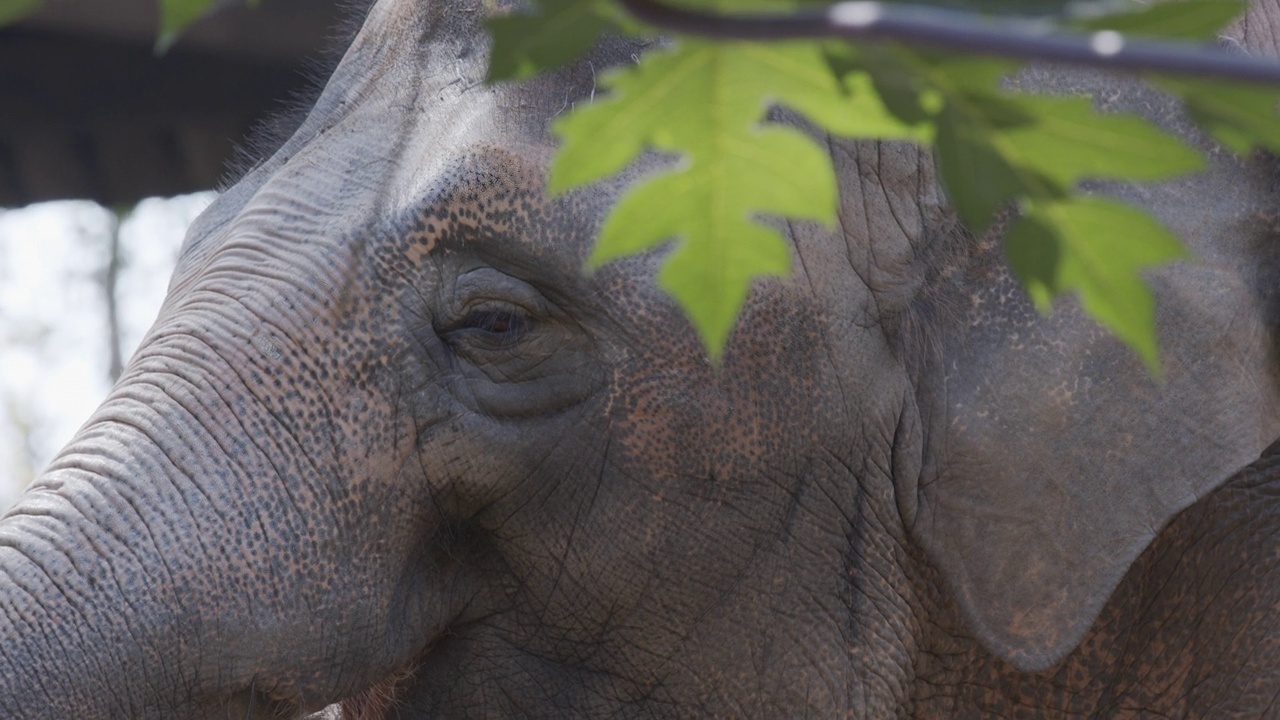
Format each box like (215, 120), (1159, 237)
(461, 308), (528, 335)
(449, 306), (532, 346)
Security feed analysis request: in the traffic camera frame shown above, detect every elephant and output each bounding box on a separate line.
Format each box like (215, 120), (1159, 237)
(3, 0), (1280, 717)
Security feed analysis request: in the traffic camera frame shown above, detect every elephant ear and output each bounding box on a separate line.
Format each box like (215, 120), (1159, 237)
(908, 154), (1280, 671)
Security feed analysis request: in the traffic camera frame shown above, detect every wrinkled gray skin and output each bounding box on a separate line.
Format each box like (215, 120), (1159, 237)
(4, 1), (1280, 717)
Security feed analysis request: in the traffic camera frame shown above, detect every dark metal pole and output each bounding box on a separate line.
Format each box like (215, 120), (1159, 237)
(615, 0), (1280, 84)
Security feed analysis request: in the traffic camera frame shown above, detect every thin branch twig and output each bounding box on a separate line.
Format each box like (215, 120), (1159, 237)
(615, 0), (1280, 84)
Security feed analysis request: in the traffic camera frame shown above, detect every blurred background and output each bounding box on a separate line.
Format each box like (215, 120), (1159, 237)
(0, 0), (343, 509)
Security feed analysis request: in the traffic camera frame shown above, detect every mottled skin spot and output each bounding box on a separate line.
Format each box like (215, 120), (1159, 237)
(2, 0), (1280, 718)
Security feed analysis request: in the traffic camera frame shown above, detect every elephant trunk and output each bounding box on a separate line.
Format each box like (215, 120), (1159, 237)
(0, 285), (463, 717)
(0, 391), (305, 718)
(0, 209), (470, 715)
(0, 316), (388, 719)
(0, 490), (126, 717)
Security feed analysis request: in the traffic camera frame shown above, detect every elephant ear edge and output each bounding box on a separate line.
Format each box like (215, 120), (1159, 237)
(904, 204), (1280, 671)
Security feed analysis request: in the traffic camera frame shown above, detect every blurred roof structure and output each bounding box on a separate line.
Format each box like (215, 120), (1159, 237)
(0, 0), (345, 207)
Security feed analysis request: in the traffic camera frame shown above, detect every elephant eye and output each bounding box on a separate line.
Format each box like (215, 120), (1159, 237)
(463, 308), (527, 335)
(453, 305), (531, 343)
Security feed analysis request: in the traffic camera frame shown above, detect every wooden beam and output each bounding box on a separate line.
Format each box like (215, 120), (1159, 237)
(0, 30), (314, 205)
(16, 0), (342, 62)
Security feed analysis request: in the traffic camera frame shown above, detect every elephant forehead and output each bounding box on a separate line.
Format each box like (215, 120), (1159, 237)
(172, 0), (657, 303)
(253, 45), (622, 276)
(385, 145), (631, 272)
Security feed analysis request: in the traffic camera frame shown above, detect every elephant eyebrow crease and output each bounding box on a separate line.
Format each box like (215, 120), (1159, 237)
(387, 201), (544, 275)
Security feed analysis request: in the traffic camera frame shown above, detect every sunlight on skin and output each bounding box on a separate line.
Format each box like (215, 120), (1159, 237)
(0, 192), (215, 510)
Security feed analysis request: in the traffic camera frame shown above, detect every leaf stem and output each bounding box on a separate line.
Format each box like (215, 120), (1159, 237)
(614, 0), (1280, 84)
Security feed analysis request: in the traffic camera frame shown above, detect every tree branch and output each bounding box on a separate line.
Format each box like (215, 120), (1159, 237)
(615, 0), (1280, 84)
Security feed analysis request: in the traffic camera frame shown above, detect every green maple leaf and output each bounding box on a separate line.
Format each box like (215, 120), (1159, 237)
(911, 50), (1202, 371)
(730, 43), (928, 140)
(837, 46), (947, 125)
(0, 0), (41, 26)
(551, 39), (916, 355)
(1076, 0), (1246, 40)
(985, 94), (1205, 188)
(933, 96), (1044, 231)
(848, 52), (1028, 228)
(591, 126), (830, 354)
(530, 4), (1255, 371)
(486, 0), (610, 82)
(158, 0), (211, 52)
(1158, 78), (1280, 155)
(1006, 196), (1188, 374)
(928, 60), (1204, 230)
(157, 0), (257, 53)
(553, 40), (917, 190)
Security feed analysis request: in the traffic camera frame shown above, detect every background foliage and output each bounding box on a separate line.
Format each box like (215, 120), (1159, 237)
(487, 0), (1280, 371)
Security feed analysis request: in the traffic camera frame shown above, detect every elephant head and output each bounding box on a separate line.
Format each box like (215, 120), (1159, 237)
(2, 0), (1279, 717)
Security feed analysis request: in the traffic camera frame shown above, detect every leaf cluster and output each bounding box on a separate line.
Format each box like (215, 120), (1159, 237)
(488, 0), (1280, 371)
(6, 0), (1280, 371)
